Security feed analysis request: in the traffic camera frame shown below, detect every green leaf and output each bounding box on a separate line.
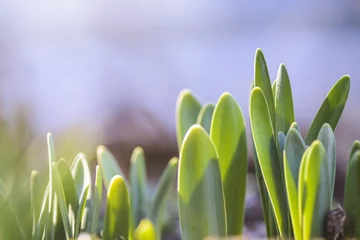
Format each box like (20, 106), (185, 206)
(96, 145), (126, 190)
(0, 191), (27, 240)
(31, 171), (47, 235)
(57, 159), (78, 216)
(90, 165), (103, 238)
(33, 187), (50, 240)
(252, 141), (277, 237)
(283, 128), (306, 240)
(305, 75), (351, 145)
(75, 184), (90, 238)
(298, 140), (326, 239)
(178, 125), (227, 240)
(196, 103), (215, 134)
(149, 157), (178, 240)
(317, 123), (336, 203)
(52, 163), (72, 238)
(134, 219), (156, 240)
(290, 122), (301, 133)
(103, 176), (130, 240)
(210, 92), (247, 236)
(176, 89), (202, 150)
(274, 64), (295, 135)
(130, 147), (148, 227)
(272, 80), (276, 98)
(350, 140), (360, 158)
(344, 148), (360, 238)
(249, 87), (288, 237)
(254, 48), (275, 130)
(70, 154), (92, 233)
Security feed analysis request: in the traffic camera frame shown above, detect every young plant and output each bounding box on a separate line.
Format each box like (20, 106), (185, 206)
(250, 48), (353, 239)
(176, 91), (248, 239)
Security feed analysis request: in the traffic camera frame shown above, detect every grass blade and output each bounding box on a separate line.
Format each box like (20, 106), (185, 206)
(305, 75), (350, 145)
(52, 162), (72, 238)
(71, 154), (91, 233)
(210, 92), (247, 236)
(57, 159), (78, 216)
(103, 176), (130, 240)
(175, 89), (202, 150)
(178, 125), (227, 240)
(75, 184), (90, 238)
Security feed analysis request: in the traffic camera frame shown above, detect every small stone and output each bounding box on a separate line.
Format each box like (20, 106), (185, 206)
(326, 204), (348, 240)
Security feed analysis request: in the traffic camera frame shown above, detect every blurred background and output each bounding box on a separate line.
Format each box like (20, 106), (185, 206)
(0, 0), (359, 237)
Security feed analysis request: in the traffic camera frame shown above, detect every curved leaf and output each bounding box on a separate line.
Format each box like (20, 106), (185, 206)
(52, 162), (72, 238)
(71, 154), (91, 233)
(250, 87), (288, 236)
(196, 103), (215, 134)
(305, 75), (350, 144)
(134, 219), (156, 240)
(344, 149), (360, 238)
(317, 123), (336, 203)
(178, 125), (226, 240)
(57, 159), (78, 215)
(90, 165), (103, 237)
(96, 145), (126, 190)
(75, 184), (90, 237)
(210, 92), (247, 236)
(274, 64), (295, 135)
(299, 140), (326, 239)
(149, 157), (178, 239)
(176, 89), (202, 150)
(130, 147), (148, 227)
(254, 48), (275, 129)
(103, 176), (130, 240)
(283, 128), (306, 240)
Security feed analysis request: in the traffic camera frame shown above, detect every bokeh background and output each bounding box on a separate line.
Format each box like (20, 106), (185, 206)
(0, 1), (359, 237)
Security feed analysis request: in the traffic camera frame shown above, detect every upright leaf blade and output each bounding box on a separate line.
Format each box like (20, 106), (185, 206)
(210, 92), (247, 236)
(90, 165), (102, 238)
(254, 48), (276, 129)
(250, 87), (288, 236)
(344, 148), (360, 238)
(130, 147), (148, 227)
(57, 159), (78, 215)
(178, 125), (227, 240)
(103, 176), (130, 240)
(176, 89), (202, 150)
(196, 103), (215, 134)
(299, 140), (326, 239)
(283, 128), (306, 240)
(149, 157), (178, 239)
(274, 64), (295, 135)
(317, 124), (336, 203)
(96, 145), (126, 190)
(52, 163), (72, 238)
(305, 75), (350, 144)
